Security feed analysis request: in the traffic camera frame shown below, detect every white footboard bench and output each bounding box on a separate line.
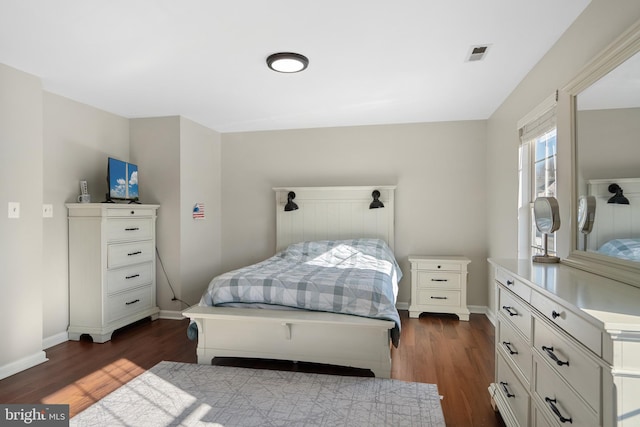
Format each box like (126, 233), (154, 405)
(182, 306), (395, 378)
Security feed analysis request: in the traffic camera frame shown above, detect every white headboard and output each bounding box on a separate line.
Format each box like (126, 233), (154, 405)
(587, 178), (640, 250)
(273, 186), (396, 253)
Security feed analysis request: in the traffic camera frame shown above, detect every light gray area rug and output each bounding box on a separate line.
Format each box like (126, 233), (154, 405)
(71, 361), (445, 427)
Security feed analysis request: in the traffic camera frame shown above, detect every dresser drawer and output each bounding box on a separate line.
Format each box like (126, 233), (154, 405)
(107, 262), (154, 295)
(107, 240), (155, 269)
(107, 218), (153, 242)
(498, 318), (532, 383)
(106, 285), (153, 323)
(106, 207), (156, 217)
(416, 271), (461, 289)
(531, 291), (602, 357)
(416, 289), (461, 307)
(499, 287), (533, 340)
(533, 356), (598, 427)
(533, 316), (601, 412)
(497, 353), (530, 427)
(496, 268), (531, 303)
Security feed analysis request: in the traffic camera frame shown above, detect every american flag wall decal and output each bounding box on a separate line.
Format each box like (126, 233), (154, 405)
(192, 203), (205, 219)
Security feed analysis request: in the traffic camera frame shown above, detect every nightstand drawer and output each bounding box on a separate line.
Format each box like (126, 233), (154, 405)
(416, 289), (461, 306)
(411, 261), (462, 272)
(107, 262), (154, 294)
(107, 218), (153, 242)
(106, 284), (153, 323)
(108, 240), (155, 269)
(416, 271), (461, 289)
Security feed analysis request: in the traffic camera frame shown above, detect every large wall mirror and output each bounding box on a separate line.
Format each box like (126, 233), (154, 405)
(563, 18), (640, 288)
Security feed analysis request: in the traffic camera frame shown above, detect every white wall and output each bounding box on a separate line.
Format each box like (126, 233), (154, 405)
(179, 117), (222, 305)
(485, 0), (640, 316)
(131, 116), (222, 311)
(0, 64), (45, 378)
(42, 92), (130, 343)
(220, 121), (489, 307)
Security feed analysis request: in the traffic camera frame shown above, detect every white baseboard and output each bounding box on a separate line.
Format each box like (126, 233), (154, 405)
(395, 301), (409, 311)
(42, 331), (69, 350)
(159, 310), (186, 320)
(0, 351), (48, 381)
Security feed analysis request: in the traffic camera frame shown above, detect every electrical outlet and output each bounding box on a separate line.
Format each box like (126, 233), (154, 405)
(8, 202), (20, 219)
(43, 204), (53, 218)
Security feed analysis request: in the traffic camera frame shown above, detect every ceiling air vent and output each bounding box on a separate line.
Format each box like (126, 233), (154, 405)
(466, 45), (490, 62)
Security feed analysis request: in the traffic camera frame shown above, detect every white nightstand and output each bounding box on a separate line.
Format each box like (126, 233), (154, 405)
(408, 256), (470, 321)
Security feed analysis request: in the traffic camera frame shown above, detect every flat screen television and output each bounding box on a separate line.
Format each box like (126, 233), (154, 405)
(106, 157), (139, 203)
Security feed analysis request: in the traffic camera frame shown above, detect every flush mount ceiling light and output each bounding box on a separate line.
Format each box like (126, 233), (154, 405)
(266, 52), (309, 73)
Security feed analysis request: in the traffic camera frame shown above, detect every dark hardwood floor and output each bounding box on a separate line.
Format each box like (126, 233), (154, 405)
(0, 311), (504, 426)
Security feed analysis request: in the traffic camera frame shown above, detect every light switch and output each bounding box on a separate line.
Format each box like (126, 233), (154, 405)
(8, 202), (20, 219)
(43, 204), (53, 218)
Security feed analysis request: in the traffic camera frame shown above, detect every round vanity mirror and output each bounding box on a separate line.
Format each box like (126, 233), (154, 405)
(533, 197), (560, 263)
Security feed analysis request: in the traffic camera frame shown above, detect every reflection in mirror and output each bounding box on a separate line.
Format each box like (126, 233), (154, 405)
(533, 197), (560, 263)
(575, 50), (640, 264)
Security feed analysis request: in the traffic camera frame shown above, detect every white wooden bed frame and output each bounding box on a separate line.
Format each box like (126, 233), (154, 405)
(182, 186), (397, 378)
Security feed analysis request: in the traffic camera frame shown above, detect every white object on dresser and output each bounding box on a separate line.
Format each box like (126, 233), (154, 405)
(67, 203), (160, 343)
(488, 258), (640, 427)
(408, 256), (470, 321)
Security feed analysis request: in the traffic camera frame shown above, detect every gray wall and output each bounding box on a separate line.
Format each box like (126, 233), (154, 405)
(0, 64), (44, 376)
(43, 92), (130, 340)
(220, 121), (488, 307)
(131, 117), (222, 310)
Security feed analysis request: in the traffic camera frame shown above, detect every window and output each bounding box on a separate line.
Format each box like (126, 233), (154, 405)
(517, 92), (558, 259)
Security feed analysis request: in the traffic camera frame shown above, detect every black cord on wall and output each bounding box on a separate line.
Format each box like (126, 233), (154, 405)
(155, 246), (190, 307)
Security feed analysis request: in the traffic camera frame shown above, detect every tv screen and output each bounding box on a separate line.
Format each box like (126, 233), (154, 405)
(108, 157), (139, 202)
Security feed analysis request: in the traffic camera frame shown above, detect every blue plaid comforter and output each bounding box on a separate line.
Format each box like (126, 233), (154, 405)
(197, 238), (402, 346)
(598, 238), (640, 261)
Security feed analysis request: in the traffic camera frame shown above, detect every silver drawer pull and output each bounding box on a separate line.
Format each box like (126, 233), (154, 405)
(502, 305), (518, 317)
(499, 381), (515, 398)
(542, 346), (570, 366)
(125, 227), (140, 231)
(125, 274), (140, 279)
(431, 278), (449, 282)
(125, 299), (140, 305)
(127, 251), (142, 256)
(430, 296), (448, 300)
(545, 397), (573, 424)
(502, 341), (518, 355)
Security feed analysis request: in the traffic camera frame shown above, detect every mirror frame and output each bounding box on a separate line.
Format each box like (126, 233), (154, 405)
(562, 18), (640, 288)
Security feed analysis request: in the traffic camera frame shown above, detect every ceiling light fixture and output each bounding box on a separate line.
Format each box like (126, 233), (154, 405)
(266, 52), (309, 73)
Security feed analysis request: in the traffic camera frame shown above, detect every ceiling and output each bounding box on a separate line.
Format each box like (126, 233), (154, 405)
(0, 1), (591, 133)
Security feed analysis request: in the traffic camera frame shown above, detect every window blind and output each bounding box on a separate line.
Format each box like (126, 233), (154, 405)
(518, 91), (558, 144)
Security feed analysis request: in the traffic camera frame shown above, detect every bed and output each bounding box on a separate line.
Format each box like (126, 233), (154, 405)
(182, 186), (399, 378)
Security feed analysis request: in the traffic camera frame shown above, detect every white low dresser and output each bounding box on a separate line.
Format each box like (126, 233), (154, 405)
(488, 258), (640, 427)
(67, 203), (160, 343)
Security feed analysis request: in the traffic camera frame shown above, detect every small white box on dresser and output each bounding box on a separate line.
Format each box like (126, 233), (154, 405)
(408, 256), (471, 321)
(66, 203), (160, 343)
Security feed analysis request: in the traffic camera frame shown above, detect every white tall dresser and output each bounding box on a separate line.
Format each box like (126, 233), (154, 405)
(67, 203), (160, 343)
(488, 259), (640, 427)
